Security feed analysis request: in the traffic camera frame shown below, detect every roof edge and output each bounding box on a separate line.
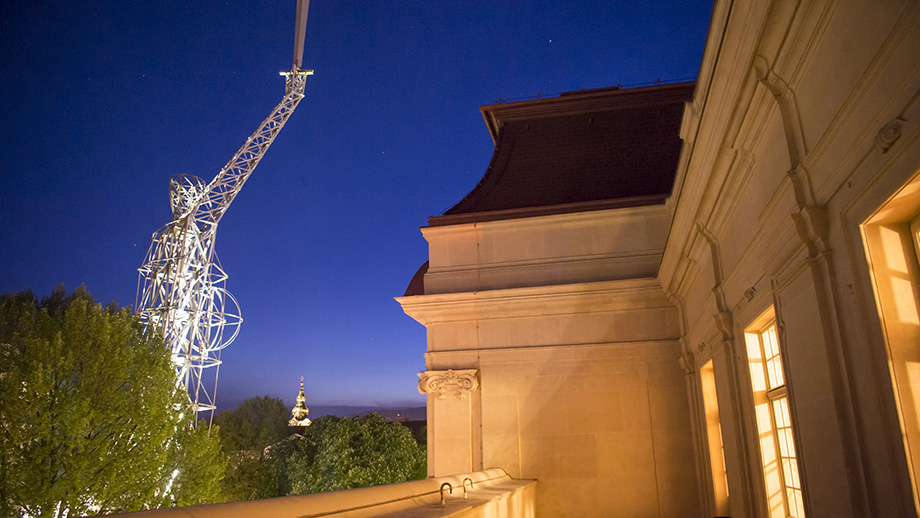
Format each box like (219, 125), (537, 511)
(428, 194), (667, 227)
(480, 81), (696, 143)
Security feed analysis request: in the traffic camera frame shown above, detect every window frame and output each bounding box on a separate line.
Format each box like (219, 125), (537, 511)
(746, 310), (806, 518)
(861, 173), (920, 512)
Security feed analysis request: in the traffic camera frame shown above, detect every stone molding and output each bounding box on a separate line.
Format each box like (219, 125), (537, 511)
(397, 277), (673, 325)
(418, 369), (480, 400)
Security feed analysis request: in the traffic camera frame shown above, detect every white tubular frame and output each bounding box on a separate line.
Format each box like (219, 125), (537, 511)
(137, 67), (312, 418)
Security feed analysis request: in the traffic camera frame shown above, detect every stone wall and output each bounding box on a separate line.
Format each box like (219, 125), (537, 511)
(661, 0), (920, 516)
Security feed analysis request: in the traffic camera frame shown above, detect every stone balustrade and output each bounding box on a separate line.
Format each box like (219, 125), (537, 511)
(95, 468), (535, 518)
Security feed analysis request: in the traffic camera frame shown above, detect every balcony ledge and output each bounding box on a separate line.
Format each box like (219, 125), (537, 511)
(95, 468), (536, 518)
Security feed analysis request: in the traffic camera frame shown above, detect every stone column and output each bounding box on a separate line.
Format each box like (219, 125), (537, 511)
(418, 369), (481, 476)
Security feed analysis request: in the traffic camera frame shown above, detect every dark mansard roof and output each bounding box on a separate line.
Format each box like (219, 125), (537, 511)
(405, 82), (695, 296)
(428, 82), (695, 227)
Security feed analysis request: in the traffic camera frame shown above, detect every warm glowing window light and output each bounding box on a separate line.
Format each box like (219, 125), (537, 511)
(745, 310), (805, 518)
(862, 174), (920, 512)
(912, 217), (920, 262)
(701, 360), (730, 515)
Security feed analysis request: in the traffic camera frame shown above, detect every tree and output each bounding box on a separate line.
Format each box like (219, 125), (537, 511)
(285, 413), (427, 495)
(214, 396), (291, 453)
(214, 395), (292, 501)
(0, 287), (226, 517)
(259, 434), (307, 498)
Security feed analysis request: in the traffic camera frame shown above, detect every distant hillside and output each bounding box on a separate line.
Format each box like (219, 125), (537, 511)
(351, 406), (426, 421)
(308, 405), (426, 420)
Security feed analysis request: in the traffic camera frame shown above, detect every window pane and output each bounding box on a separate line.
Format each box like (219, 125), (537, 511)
(772, 398), (789, 427)
(783, 459), (795, 487)
(768, 360), (780, 390)
(787, 487), (805, 517)
(784, 428), (796, 457)
(789, 458), (800, 488)
(764, 325), (778, 357)
(778, 428), (790, 456)
(761, 322), (785, 389)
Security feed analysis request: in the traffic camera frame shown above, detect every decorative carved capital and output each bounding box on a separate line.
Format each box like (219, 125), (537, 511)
(418, 369), (480, 400)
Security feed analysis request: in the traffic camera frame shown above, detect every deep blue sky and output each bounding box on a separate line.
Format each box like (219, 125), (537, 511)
(0, 1), (712, 413)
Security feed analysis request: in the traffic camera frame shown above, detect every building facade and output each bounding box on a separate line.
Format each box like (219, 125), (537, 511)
(398, 0), (920, 517)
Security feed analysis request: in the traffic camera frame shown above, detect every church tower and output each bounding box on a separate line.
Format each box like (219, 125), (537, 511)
(289, 378), (311, 427)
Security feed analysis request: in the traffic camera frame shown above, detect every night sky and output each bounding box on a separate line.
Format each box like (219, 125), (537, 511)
(0, 1), (712, 414)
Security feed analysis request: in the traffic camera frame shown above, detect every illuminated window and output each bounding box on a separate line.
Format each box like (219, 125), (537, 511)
(862, 173), (920, 511)
(912, 215), (920, 261)
(745, 310), (805, 518)
(701, 360), (730, 515)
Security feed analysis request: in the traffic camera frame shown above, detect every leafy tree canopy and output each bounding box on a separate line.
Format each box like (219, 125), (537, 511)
(214, 395), (292, 501)
(0, 287), (226, 517)
(281, 413), (426, 496)
(214, 395), (291, 453)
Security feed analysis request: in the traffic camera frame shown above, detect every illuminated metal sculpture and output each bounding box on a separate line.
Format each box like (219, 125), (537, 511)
(137, 0), (313, 418)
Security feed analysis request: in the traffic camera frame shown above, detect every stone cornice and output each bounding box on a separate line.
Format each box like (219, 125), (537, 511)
(427, 196), (667, 228)
(659, 0), (776, 294)
(425, 340), (682, 368)
(396, 278), (673, 325)
(422, 202), (670, 237)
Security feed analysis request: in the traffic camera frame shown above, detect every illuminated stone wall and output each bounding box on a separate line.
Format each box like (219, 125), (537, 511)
(401, 1), (920, 517)
(660, 0), (920, 517)
(400, 205), (700, 517)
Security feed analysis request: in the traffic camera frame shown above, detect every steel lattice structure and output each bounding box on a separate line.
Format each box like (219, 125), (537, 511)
(137, 59), (312, 417)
